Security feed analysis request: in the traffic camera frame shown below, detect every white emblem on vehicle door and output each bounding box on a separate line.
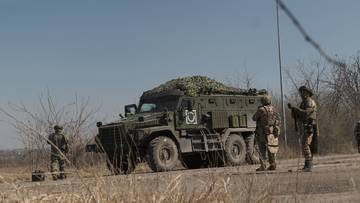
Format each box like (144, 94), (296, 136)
(185, 110), (197, 124)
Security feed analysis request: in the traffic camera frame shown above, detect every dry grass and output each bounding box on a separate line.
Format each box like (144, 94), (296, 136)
(0, 167), (31, 183)
(0, 165), (273, 203)
(2, 154), (360, 203)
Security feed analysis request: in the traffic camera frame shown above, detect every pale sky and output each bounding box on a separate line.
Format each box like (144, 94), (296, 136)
(1, 0), (360, 149)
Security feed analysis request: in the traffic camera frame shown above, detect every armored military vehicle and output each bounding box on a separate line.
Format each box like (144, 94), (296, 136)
(87, 76), (266, 174)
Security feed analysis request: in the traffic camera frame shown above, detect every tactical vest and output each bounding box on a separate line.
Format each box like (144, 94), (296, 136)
(48, 133), (67, 153)
(263, 105), (277, 126)
(300, 97), (317, 122)
(255, 105), (279, 136)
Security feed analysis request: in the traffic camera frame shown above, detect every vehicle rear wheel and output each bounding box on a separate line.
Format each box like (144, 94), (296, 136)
(225, 134), (246, 166)
(147, 136), (179, 172)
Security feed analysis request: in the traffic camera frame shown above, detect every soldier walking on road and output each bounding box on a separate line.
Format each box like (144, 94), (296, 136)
(354, 121), (360, 153)
(288, 86), (317, 172)
(48, 125), (69, 180)
(252, 95), (280, 171)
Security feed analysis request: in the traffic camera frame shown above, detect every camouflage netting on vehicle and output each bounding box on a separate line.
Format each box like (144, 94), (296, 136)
(142, 76), (267, 97)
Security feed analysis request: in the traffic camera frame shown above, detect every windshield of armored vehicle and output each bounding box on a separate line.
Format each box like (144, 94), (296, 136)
(138, 97), (179, 113)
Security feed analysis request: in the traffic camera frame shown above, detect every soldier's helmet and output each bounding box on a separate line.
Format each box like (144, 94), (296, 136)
(261, 95), (272, 105)
(54, 125), (63, 131)
(298, 86), (313, 96)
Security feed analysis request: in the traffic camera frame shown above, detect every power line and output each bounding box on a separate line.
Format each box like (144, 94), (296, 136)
(276, 0), (346, 68)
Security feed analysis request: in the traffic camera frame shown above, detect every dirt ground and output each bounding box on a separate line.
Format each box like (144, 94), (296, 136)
(1, 153), (360, 202)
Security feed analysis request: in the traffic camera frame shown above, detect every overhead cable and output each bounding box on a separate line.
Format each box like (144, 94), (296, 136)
(276, 0), (346, 67)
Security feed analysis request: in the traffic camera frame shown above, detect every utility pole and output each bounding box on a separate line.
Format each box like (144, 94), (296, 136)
(276, 0), (288, 146)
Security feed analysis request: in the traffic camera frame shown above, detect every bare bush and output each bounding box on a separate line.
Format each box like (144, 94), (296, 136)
(325, 55), (360, 116)
(285, 55), (360, 155)
(225, 69), (254, 89)
(0, 90), (98, 168)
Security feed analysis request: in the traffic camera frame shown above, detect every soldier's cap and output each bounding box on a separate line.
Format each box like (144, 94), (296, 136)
(298, 86), (313, 96)
(54, 125), (63, 130)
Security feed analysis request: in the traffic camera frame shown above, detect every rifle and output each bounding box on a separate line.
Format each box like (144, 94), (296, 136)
(288, 103), (298, 132)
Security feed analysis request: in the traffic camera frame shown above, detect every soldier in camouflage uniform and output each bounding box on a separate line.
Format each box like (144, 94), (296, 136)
(252, 95), (280, 171)
(288, 86), (317, 172)
(354, 121), (360, 153)
(48, 125), (68, 180)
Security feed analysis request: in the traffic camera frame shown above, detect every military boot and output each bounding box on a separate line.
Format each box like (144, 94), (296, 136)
(302, 160), (308, 170)
(267, 163), (276, 171)
(256, 163), (267, 171)
(302, 160), (312, 172)
(52, 175), (58, 181)
(58, 173), (66, 180)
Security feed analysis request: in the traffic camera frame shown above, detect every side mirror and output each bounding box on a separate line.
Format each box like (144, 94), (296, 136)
(124, 104), (137, 117)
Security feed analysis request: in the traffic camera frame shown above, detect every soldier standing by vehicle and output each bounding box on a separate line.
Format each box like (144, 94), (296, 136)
(354, 121), (360, 153)
(288, 86), (317, 172)
(48, 125), (68, 180)
(252, 95), (280, 171)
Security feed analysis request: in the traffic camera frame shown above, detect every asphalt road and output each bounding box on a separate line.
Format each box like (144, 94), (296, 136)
(1, 154), (360, 202)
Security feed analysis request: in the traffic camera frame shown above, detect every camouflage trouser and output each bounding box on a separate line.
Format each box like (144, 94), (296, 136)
(245, 133), (258, 164)
(256, 133), (276, 167)
(301, 124), (313, 161)
(50, 154), (65, 176)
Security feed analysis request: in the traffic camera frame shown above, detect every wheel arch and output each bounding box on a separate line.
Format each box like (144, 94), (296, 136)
(143, 130), (181, 154)
(221, 128), (255, 143)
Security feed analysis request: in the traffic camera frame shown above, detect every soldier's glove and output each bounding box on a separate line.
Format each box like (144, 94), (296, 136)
(287, 103), (292, 109)
(273, 126), (280, 138)
(63, 146), (69, 154)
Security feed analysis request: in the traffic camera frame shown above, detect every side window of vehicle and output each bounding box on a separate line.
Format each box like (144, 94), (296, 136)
(181, 99), (193, 110)
(226, 98), (238, 109)
(229, 98), (236, 105)
(245, 98), (256, 107)
(207, 98), (218, 108)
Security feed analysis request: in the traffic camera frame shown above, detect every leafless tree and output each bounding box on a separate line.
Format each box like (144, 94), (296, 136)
(285, 59), (328, 102)
(325, 55), (360, 118)
(225, 69), (254, 89)
(284, 56), (360, 154)
(0, 89), (98, 167)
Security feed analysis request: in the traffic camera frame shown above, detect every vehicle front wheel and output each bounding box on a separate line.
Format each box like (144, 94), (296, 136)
(146, 136), (179, 172)
(225, 134), (246, 166)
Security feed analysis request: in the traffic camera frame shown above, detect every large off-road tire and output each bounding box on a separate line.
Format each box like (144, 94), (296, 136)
(182, 154), (206, 169)
(225, 134), (246, 166)
(146, 136), (179, 172)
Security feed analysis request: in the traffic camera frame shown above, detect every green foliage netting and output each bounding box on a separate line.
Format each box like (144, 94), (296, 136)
(142, 76), (265, 97)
